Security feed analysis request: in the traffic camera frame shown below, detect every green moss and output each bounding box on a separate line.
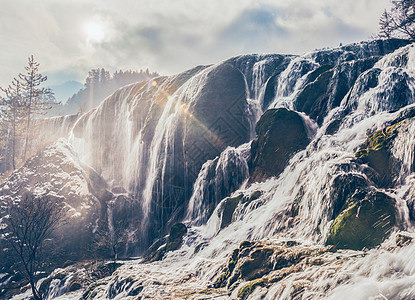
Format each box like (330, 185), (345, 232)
(220, 194), (243, 229)
(327, 191), (396, 250)
(355, 122), (401, 160)
(214, 248), (239, 288)
(237, 278), (269, 299)
(62, 260), (73, 268)
(355, 121), (405, 186)
(198, 290), (214, 295)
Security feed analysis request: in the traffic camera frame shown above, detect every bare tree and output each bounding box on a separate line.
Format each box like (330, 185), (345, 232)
(379, 0), (415, 39)
(0, 192), (66, 300)
(94, 220), (128, 265)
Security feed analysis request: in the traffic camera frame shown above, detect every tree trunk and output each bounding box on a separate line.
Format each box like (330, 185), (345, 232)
(23, 107), (31, 161)
(30, 279), (42, 300)
(11, 109), (16, 170)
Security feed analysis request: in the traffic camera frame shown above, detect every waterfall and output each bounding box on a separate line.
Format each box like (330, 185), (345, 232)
(186, 143), (250, 225)
(18, 39), (415, 299)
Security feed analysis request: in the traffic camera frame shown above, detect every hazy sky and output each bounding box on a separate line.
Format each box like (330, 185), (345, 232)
(0, 0), (390, 87)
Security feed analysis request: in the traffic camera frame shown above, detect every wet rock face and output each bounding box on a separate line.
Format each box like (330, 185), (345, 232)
(220, 194), (244, 229)
(144, 223), (188, 262)
(147, 63), (251, 245)
(326, 189), (396, 250)
(181, 63), (250, 180)
(295, 57), (379, 125)
(224, 54), (293, 109)
(187, 147), (249, 226)
(329, 173), (369, 220)
(355, 119), (407, 187)
(249, 108), (309, 182)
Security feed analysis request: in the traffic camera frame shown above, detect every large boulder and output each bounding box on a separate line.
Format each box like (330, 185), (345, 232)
(249, 108), (309, 182)
(144, 223), (188, 262)
(326, 189), (396, 250)
(355, 120), (403, 187)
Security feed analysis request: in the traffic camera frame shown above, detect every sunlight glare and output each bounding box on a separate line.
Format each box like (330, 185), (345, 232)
(84, 21), (105, 42)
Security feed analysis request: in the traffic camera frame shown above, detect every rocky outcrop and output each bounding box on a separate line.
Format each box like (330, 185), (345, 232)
(0, 139), (113, 263)
(249, 108), (309, 182)
(355, 121), (403, 187)
(38, 261), (122, 299)
(144, 223), (188, 262)
(213, 240), (335, 299)
(220, 194), (244, 229)
(295, 57), (380, 125)
(326, 189), (396, 250)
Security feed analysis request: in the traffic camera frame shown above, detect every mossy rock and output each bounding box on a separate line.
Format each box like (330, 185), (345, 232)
(237, 278), (269, 299)
(327, 190), (396, 250)
(355, 122), (402, 186)
(329, 173), (369, 219)
(355, 122), (401, 160)
(239, 240), (254, 250)
(249, 108), (309, 183)
(213, 248), (239, 288)
(220, 194), (243, 229)
(239, 248), (274, 280)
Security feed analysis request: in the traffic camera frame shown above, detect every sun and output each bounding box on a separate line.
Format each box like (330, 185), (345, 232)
(84, 21), (105, 42)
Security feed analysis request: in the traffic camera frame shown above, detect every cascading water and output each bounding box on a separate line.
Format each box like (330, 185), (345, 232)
(186, 143), (250, 226)
(6, 39), (415, 299)
(78, 39), (415, 299)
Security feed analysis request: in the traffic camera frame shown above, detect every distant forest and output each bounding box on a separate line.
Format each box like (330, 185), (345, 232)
(51, 68), (159, 115)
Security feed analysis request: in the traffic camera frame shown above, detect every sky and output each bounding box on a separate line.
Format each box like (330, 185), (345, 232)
(0, 0), (390, 87)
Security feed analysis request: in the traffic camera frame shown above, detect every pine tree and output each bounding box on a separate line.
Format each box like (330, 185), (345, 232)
(0, 78), (24, 170)
(18, 55), (55, 160)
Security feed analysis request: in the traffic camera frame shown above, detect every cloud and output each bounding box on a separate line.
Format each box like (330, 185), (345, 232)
(0, 0), (389, 87)
(218, 5), (287, 54)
